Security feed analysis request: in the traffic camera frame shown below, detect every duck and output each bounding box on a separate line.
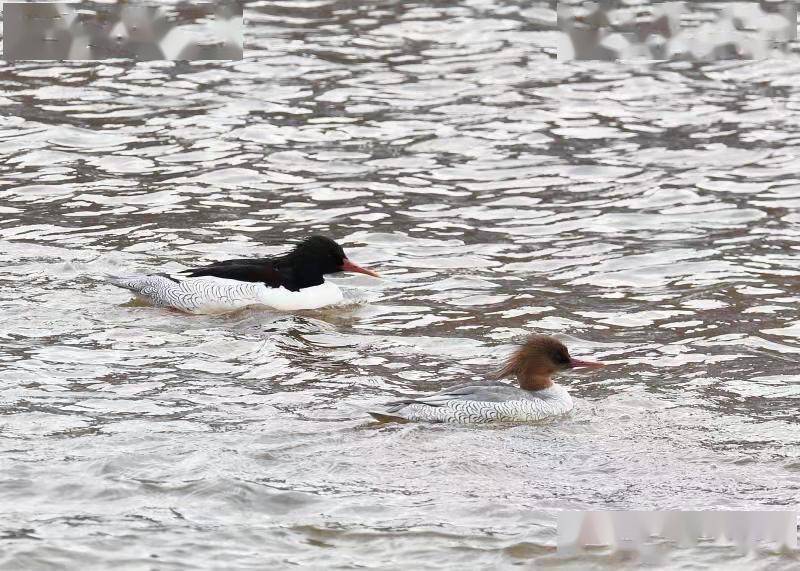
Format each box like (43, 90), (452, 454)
(106, 235), (380, 314)
(369, 334), (604, 423)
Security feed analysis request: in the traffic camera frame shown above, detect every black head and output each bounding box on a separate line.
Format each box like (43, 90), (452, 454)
(285, 235), (379, 289)
(290, 235), (347, 275)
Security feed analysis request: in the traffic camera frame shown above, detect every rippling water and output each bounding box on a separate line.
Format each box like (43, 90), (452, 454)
(2, 1), (800, 569)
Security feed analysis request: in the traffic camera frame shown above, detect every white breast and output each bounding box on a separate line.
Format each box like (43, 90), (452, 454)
(252, 280), (344, 311)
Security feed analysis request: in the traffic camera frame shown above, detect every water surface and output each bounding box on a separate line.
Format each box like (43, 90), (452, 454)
(1, 1), (799, 568)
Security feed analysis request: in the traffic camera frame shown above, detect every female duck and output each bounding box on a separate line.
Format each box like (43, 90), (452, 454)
(106, 235), (379, 314)
(369, 334), (604, 423)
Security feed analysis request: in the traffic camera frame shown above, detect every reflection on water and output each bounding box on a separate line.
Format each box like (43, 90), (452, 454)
(1, 1), (799, 568)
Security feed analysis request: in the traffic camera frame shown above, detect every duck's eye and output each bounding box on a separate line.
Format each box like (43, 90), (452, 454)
(554, 352), (571, 365)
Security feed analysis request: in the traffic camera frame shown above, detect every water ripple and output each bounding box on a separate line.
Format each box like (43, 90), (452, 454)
(1, 0), (799, 568)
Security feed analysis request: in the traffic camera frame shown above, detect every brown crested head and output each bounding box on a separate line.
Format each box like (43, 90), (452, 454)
(494, 334), (604, 391)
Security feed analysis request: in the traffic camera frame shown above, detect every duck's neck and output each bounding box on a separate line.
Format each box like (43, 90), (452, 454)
(275, 257), (326, 290)
(292, 267), (326, 289)
(519, 375), (554, 391)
